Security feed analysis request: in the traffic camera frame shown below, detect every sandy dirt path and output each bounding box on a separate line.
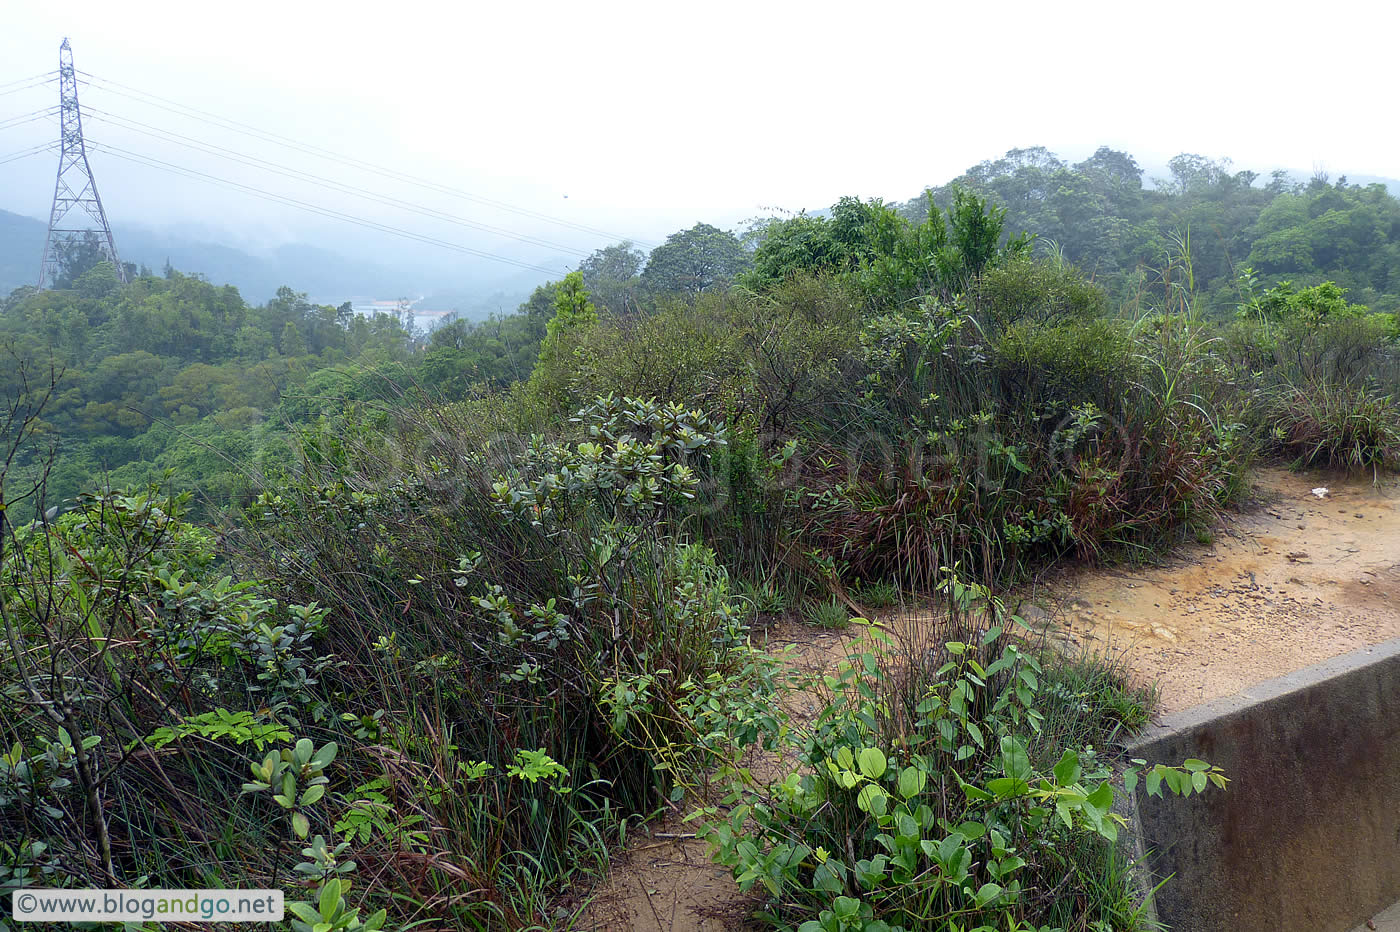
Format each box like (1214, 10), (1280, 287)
(581, 626), (857, 931)
(1040, 467), (1400, 714)
(583, 467), (1400, 930)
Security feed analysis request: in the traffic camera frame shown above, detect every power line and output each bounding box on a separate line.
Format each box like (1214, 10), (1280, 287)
(82, 106), (594, 258)
(0, 75), (58, 98)
(0, 142), (56, 166)
(0, 71), (56, 91)
(77, 69), (655, 248)
(0, 106), (59, 131)
(87, 140), (573, 276)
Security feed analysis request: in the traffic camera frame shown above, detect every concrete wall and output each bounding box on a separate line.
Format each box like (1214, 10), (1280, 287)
(1126, 638), (1400, 932)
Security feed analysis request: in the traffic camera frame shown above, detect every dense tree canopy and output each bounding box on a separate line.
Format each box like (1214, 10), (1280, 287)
(909, 147), (1400, 314)
(0, 268), (416, 517)
(640, 223), (750, 295)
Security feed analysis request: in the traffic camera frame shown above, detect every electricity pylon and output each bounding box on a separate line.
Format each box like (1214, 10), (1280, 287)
(37, 38), (126, 290)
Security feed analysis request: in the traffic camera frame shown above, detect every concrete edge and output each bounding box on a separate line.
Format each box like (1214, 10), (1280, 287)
(1130, 636), (1400, 747)
(1115, 636), (1400, 926)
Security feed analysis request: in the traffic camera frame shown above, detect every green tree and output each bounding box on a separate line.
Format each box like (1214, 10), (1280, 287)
(73, 262), (121, 301)
(579, 241), (645, 285)
(526, 271), (597, 415)
(280, 321), (306, 357)
(641, 223), (750, 295)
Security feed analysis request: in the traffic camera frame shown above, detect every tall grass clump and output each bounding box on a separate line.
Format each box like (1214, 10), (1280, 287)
(1228, 277), (1400, 476)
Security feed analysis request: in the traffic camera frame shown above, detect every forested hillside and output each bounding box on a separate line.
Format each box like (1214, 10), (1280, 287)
(1, 266), (417, 517)
(6, 147), (1400, 523)
(908, 148), (1400, 314)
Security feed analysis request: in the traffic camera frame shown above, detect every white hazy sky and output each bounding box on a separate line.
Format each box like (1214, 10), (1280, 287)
(1, 0), (1397, 279)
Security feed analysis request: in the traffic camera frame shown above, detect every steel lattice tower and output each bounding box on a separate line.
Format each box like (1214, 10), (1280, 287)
(37, 38), (126, 290)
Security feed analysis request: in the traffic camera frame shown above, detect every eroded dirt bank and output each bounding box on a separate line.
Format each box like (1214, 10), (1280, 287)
(584, 467), (1400, 930)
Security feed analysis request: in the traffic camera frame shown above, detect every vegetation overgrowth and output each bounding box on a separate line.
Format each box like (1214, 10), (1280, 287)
(2, 148), (1398, 929)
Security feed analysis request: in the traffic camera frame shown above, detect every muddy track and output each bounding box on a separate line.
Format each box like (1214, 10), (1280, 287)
(583, 467), (1400, 930)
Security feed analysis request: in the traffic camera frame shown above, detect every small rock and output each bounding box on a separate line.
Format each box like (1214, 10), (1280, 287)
(1018, 603), (1052, 623)
(1311, 487), (1329, 498)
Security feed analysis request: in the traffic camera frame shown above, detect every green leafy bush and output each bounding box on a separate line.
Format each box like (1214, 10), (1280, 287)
(700, 620), (1224, 932)
(232, 394), (764, 921)
(994, 319), (1139, 416)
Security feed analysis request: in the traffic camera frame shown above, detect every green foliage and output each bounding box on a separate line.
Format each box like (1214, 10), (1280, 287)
(641, 222), (751, 295)
(700, 615), (1224, 932)
(851, 579), (899, 609)
(804, 599), (851, 630)
(1226, 277), (1400, 474)
(4, 146), (1398, 932)
(144, 709), (293, 751)
(971, 254), (1108, 334)
(0, 270), (421, 522)
(995, 319), (1139, 414)
(220, 393), (767, 925)
(524, 270), (599, 415)
(911, 147), (1400, 315)
(748, 190), (1031, 312)
(1260, 382), (1399, 475)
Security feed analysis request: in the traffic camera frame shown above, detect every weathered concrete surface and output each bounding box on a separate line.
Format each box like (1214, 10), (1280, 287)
(1126, 637), (1400, 932)
(1353, 899), (1400, 932)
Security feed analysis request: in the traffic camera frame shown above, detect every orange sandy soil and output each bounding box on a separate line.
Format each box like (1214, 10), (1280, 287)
(1037, 467), (1400, 714)
(580, 467), (1400, 930)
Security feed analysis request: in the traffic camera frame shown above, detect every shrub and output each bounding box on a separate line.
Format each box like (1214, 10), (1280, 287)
(971, 254), (1108, 335)
(0, 393), (772, 926)
(993, 319), (1139, 417)
(1259, 381), (1400, 476)
(700, 614), (1225, 932)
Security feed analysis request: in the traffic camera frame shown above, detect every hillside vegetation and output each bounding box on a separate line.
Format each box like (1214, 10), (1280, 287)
(2, 148), (1399, 930)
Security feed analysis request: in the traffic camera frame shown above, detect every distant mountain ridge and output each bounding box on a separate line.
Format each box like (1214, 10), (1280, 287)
(0, 209), (44, 294)
(1349, 175), (1400, 196)
(0, 208), (433, 303)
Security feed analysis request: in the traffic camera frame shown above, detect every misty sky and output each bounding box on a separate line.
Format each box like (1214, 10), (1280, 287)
(2, 0), (1397, 285)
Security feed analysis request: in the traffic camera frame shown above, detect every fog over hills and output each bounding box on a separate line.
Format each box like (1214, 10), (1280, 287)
(0, 208), (560, 316)
(5, 161), (1396, 318)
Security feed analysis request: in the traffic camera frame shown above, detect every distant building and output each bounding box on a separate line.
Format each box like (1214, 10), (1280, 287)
(315, 296), (454, 335)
